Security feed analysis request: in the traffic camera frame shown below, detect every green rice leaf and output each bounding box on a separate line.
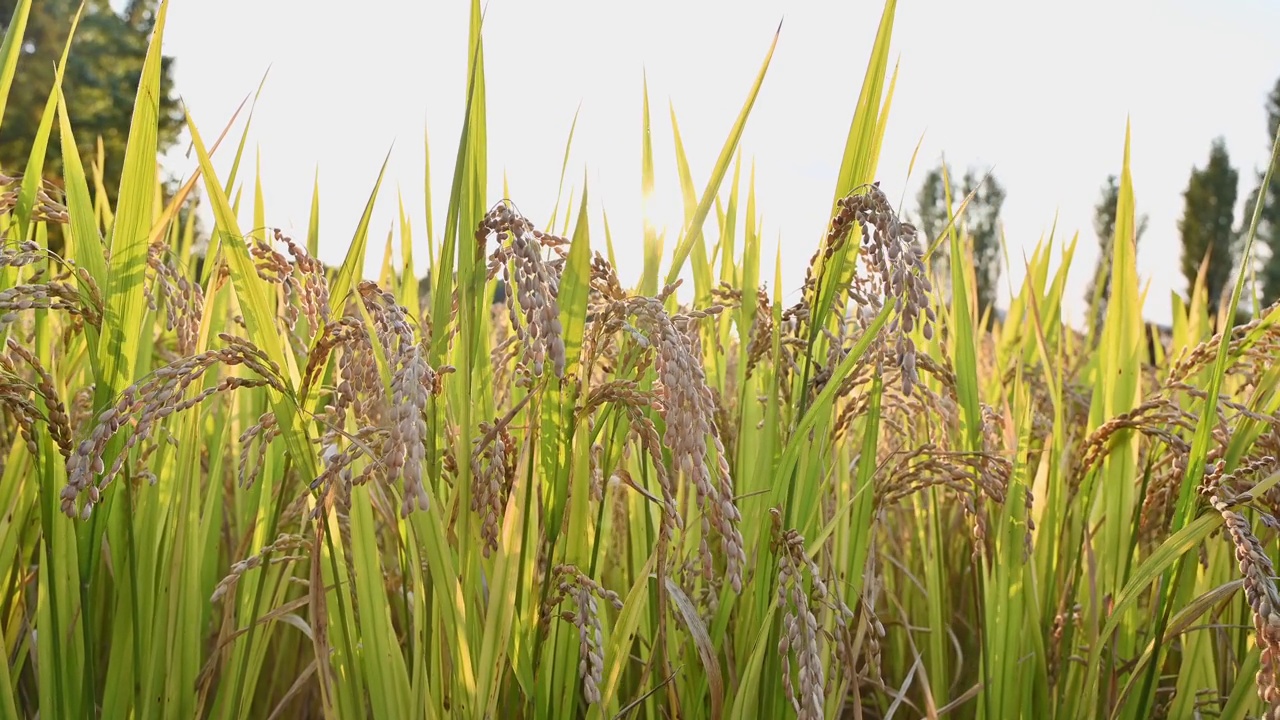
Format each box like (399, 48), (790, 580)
(0, 0), (31, 129)
(662, 23), (779, 287)
(329, 148), (392, 315)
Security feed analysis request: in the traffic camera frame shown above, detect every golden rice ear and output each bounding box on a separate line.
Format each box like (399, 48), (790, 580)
(479, 202), (570, 380)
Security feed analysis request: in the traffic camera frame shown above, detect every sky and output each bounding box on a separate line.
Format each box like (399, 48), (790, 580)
(158, 0), (1280, 328)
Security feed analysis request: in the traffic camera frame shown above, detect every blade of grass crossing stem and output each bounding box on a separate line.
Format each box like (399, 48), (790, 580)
(423, 125), (435, 260)
(221, 71), (270, 203)
(734, 162), (760, 412)
(829, 0), (897, 215)
(184, 116), (302, 389)
(538, 182), (591, 555)
(935, 177), (984, 710)
(711, 154), (742, 388)
(452, 0), (493, 664)
(308, 167), (321, 258)
(538, 190), (592, 719)
(428, 0), (485, 526)
(507, 442), (541, 701)
(174, 235), (236, 718)
(981, 379), (1035, 718)
(56, 91), (108, 373)
(476, 430), (533, 718)
(844, 375), (882, 604)
(91, 138), (113, 230)
(350, 485), (413, 719)
(329, 148), (391, 315)
(590, 552), (655, 720)
(194, 74), (257, 278)
(379, 225), (396, 287)
(398, 191), (419, 313)
(728, 603), (780, 720)
(772, 303), (890, 511)
(549, 423), (595, 718)
(156, 385), (214, 719)
(53, 89), (109, 712)
(669, 107), (716, 308)
(670, 104), (698, 224)
(1220, 651), (1264, 720)
(720, 151), (742, 290)
(408, 502), (479, 715)
(253, 147), (266, 237)
(561, 182), (593, 373)
(602, 207), (617, 267)
(545, 104), (580, 230)
(749, 239), (783, 577)
(433, 2), (488, 707)
(32, 85), (88, 718)
(640, 73), (661, 296)
(1092, 125), (1145, 691)
(96, 0), (168, 404)
(662, 24), (778, 288)
(807, 0), (895, 351)
(870, 59), (898, 172)
(0, 622), (13, 719)
(403, 525), (437, 720)
(947, 180), (983, 453)
(81, 10), (168, 718)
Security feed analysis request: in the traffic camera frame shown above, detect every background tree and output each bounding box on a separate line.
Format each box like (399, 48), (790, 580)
(1178, 137), (1240, 314)
(912, 161), (1005, 318)
(913, 164), (951, 283)
(958, 169), (1005, 319)
(1085, 174), (1149, 334)
(1249, 77), (1280, 305)
(0, 0), (183, 205)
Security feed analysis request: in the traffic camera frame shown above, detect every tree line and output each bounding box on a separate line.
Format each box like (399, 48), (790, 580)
(911, 77), (1280, 328)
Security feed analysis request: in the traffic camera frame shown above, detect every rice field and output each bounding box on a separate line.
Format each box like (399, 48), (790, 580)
(3, 0), (1280, 718)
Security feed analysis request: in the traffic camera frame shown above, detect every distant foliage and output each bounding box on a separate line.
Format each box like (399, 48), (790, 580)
(0, 0), (183, 201)
(1179, 137), (1240, 314)
(913, 160), (1005, 319)
(1252, 77), (1280, 305)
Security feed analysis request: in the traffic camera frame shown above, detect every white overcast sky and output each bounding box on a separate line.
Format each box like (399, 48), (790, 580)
(156, 0), (1280, 327)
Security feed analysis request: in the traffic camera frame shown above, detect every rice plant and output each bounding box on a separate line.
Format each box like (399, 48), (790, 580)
(3, 0), (1280, 718)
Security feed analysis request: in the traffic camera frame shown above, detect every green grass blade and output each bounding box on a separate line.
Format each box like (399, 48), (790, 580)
(0, 0), (31, 129)
(308, 167), (321, 258)
(329, 148), (392, 314)
(545, 103), (580, 230)
(398, 190), (420, 313)
(662, 23), (779, 288)
(96, 0), (169, 401)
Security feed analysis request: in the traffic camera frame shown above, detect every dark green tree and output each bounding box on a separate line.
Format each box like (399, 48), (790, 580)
(958, 169), (1005, 319)
(0, 0), (183, 204)
(1085, 174), (1149, 334)
(913, 165), (951, 255)
(1178, 137), (1240, 314)
(912, 162), (1005, 318)
(1249, 77), (1280, 305)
